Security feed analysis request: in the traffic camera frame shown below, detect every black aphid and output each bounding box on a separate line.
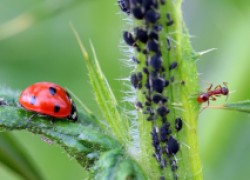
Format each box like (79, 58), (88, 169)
(152, 94), (162, 103)
(166, 136), (179, 155)
(150, 54), (162, 70)
(145, 10), (160, 24)
(123, 31), (136, 46)
(169, 61), (178, 70)
(132, 7), (144, 19)
(157, 106), (170, 117)
(160, 123), (171, 142)
(152, 78), (165, 93)
(148, 39), (159, 52)
(118, 0), (130, 14)
(135, 28), (148, 43)
(175, 118), (183, 131)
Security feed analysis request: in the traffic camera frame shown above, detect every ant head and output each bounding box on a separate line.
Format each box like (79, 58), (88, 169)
(221, 87), (229, 95)
(197, 93), (209, 103)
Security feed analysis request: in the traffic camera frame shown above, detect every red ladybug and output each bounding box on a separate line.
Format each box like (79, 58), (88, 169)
(19, 82), (77, 121)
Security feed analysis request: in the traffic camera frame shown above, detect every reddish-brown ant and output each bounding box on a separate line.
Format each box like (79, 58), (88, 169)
(197, 82), (229, 105)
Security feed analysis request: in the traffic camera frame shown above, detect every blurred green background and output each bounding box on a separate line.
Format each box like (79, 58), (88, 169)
(0, 0), (250, 179)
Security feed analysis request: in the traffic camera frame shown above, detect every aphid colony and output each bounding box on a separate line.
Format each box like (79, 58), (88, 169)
(118, 0), (181, 179)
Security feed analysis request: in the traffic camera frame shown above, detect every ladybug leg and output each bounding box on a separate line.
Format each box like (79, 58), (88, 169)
(27, 113), (37, 122)
(49, 117), (55, 125)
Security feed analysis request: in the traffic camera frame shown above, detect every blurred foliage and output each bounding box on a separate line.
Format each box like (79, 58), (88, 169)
(0, 0), (250, 179)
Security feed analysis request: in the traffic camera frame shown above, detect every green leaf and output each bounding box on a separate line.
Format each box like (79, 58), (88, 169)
(0, 133), (43, 180)
(0, 88), (121, 168)
(71, 25), (130, 144)
(223, 100), (250, 113)
(92, 149), (146, 180)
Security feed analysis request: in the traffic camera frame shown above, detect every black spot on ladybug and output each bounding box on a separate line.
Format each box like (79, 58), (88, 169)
(49, 87), (57, 96)
(30, 96), (36, 105)
(169, 61), (178, 70)
(54, 105), (60, 113)
(145, 10), (160, 24)
(175, 118), (183, 131)
(166, 136), (179, 155)
(123, 31), (136, 46)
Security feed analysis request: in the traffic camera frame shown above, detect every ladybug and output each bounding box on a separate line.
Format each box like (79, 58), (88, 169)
(19, 82), (77, 121)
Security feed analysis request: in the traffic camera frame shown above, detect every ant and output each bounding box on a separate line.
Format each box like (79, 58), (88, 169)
(197, 82), (229, 105)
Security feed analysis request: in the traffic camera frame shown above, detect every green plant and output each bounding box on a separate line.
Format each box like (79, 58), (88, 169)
(1, 1), (250, 180)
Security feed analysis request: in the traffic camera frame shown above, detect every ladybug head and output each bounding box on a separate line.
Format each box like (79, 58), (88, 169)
(68, 102), (78, 122)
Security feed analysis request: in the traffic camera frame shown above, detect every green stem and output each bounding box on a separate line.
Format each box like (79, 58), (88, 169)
(128, 0), (203, 179)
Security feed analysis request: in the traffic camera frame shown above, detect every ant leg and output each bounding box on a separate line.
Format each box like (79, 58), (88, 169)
(199, 100), (210, 113)
(201, 80), (213, 91)
(210, 97), (217, 101)
(223, 82), (228, 87)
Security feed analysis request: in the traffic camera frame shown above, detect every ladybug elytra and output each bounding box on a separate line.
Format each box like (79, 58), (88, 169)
(19, 82), (77, 121)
